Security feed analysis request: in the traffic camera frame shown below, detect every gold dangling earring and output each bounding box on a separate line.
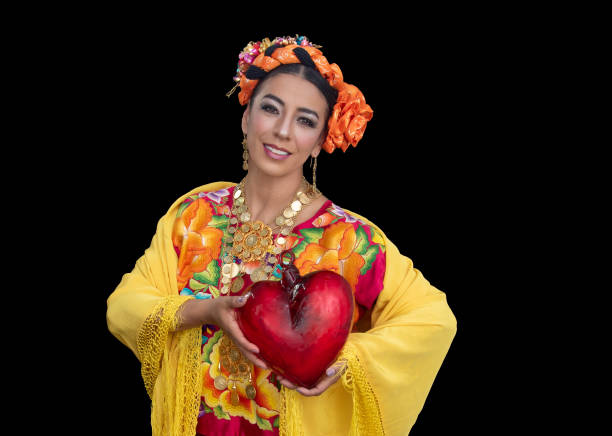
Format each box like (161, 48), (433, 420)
(242, 134), (249, 171)
(310, 154), (319, 195)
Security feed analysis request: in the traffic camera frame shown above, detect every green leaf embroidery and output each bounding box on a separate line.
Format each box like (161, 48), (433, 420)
(193, 260), (221, 285)
(289, 236), (301, 250)
(189, 279), (209, 291)
(203, 402), (213, 414)
(208, 285), (220, 299)
(213, 405), (231, 420)
(176, 199), (192, 218)
(353, 225), (370, 256)
(360, 244), (380, 276)
(256, 414), (273, 431)
(372, 227), (387, 252)
(208, 214), (229, 231)
(202, 330), (223, 364)
(299, 228), (324, 244)
(273, 416), (280, 428)
(292, 240), (309, 259)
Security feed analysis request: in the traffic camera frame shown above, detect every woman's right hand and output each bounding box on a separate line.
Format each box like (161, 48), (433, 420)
(176, 295), (269, 370)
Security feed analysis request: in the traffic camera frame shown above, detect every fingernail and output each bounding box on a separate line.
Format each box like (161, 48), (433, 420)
(238, 296), (246, 303)
(326, 368), (336, 377)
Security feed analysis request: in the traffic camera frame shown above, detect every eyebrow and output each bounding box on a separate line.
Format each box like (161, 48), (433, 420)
(261, 94), (319, 120)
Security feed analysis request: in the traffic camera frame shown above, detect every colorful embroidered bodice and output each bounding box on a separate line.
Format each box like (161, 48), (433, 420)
(171, 184), (386, 435)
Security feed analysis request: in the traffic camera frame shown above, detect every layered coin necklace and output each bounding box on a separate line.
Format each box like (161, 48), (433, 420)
(214, 175), (321, 404)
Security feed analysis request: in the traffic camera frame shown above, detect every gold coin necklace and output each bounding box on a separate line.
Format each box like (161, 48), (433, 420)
(219, 175), (320, 294)
(214, 175), (321, 405)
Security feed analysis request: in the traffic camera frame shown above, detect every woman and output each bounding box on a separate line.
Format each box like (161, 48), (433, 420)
(107, 35), (457, 436)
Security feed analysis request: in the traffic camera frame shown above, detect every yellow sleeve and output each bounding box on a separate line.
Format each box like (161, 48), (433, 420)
(280, 212), (458, 436)
(106, 181), (236, 436)
(105, 200), (190, 359)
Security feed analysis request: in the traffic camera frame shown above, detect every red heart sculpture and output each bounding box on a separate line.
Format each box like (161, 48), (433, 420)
(236, 250), (354, 388)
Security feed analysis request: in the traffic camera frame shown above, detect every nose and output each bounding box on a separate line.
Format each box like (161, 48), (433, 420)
(275, 111), (292, 140)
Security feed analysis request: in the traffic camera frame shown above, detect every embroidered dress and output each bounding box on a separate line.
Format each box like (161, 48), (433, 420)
(171, 185), (386, 435)
(107, 181), (457, 436)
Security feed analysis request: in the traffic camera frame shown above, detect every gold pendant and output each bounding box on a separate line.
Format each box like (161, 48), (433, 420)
(299, 192), (311, 204)
(237, 362), (249, 375)
(221, 357), (231, 370)
(231, 276), (245, 293)
(250, 267), (266, 282)
(246, 384), (256, 400)
(222, 262), (240, 279)
(291, 200), (303, 212)
(230, 262), (240, 278)
(230, 383), (239, 405)
(233, 220), (274, 262)
(219, 342), (229, 354)
(230, 348), (242, 362)
(214, 375), (228, 391)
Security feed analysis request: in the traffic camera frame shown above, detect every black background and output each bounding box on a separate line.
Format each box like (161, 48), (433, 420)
(32, 12), (552, 435)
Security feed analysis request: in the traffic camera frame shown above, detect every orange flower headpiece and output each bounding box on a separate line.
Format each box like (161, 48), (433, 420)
(226, 35), (373, 154)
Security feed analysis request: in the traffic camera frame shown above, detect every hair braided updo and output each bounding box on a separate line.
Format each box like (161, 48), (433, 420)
(230, 38), (373, 154)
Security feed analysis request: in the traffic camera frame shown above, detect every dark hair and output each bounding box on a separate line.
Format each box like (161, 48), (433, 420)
(249, 63), (338, 128)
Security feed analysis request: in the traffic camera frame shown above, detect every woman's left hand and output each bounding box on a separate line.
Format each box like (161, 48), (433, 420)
(275, 360), (348, 397)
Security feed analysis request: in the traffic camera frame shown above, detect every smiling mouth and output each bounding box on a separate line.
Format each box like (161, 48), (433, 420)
(264, 144), (291, 156)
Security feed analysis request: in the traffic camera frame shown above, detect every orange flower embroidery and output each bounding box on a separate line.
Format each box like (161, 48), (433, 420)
(295, 221), (365, 292)
(312, 212), (335, 228)
(280, 235), (300, 251)
(172, 198), (224, 290)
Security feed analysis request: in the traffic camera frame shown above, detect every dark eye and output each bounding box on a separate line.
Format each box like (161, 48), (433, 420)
(261, 103), (278, 114)
(299, 117), (316, 128)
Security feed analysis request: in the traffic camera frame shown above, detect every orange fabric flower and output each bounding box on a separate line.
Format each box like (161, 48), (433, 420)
(323, 83), (373, 153)
(172, 198), (223, 290)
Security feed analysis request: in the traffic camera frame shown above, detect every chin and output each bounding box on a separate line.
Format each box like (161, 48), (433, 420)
(251, 161), (295, 178)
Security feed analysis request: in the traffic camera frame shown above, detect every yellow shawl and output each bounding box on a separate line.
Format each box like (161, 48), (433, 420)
(106, 181), (457, 435)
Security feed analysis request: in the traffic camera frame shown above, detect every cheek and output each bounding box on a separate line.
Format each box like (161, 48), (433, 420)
(249, 112), (275, 136)
(295, 127), (325, 152)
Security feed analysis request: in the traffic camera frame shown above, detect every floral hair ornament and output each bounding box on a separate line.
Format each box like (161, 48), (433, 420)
(226, 35), (373, 154)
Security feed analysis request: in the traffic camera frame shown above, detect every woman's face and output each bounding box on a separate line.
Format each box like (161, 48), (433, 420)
(242, 73), (328, 178)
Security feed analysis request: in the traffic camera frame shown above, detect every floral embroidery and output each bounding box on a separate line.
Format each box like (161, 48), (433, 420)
(295, 221), (364, 288)
(200, 333), (280, 429)
(180, 287), (213, 300)
(199, 187), (232, 204)
(172, 198), (225, 290)
(329, 203), (366, 224)
(172, 184), (386, 433)
(312, 211), (335, 227)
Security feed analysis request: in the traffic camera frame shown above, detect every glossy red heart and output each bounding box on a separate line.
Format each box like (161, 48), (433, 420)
(235, 251), (354, 388)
